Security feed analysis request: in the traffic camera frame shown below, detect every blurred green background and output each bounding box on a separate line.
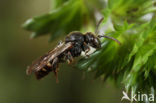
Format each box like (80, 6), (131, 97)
(0, 0), (123, 103)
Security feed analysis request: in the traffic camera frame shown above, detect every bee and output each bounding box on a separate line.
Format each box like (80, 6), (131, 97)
(26, 18), (121, 82)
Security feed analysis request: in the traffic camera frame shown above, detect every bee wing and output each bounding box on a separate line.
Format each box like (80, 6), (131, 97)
(26, 42), (73, 75)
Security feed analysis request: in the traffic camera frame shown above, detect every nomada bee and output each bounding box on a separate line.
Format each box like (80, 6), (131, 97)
(26, 18), (121, 82)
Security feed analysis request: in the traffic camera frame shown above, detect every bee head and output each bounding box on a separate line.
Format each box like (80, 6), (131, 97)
(84, 32), (101, 49)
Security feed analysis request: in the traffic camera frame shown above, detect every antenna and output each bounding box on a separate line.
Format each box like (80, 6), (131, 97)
(98, 35), (121, 45)
(95, 17), (104, 34)
(95, 17), (121, 45)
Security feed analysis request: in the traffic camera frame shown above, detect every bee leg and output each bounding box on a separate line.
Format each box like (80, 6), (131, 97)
(52, 57), (59, 83)
(83, 42), (90, 57)
(85, 48), (90, 57)
(67, 51), (73, 64)
(54, 68), (59, 83)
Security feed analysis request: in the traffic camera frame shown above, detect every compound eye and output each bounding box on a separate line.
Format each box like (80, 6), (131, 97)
(89, 35), (94, 41)
(93, 38), (101, 48)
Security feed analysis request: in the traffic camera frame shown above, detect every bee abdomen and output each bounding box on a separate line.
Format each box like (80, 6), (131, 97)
(35, 62), (53, 79)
